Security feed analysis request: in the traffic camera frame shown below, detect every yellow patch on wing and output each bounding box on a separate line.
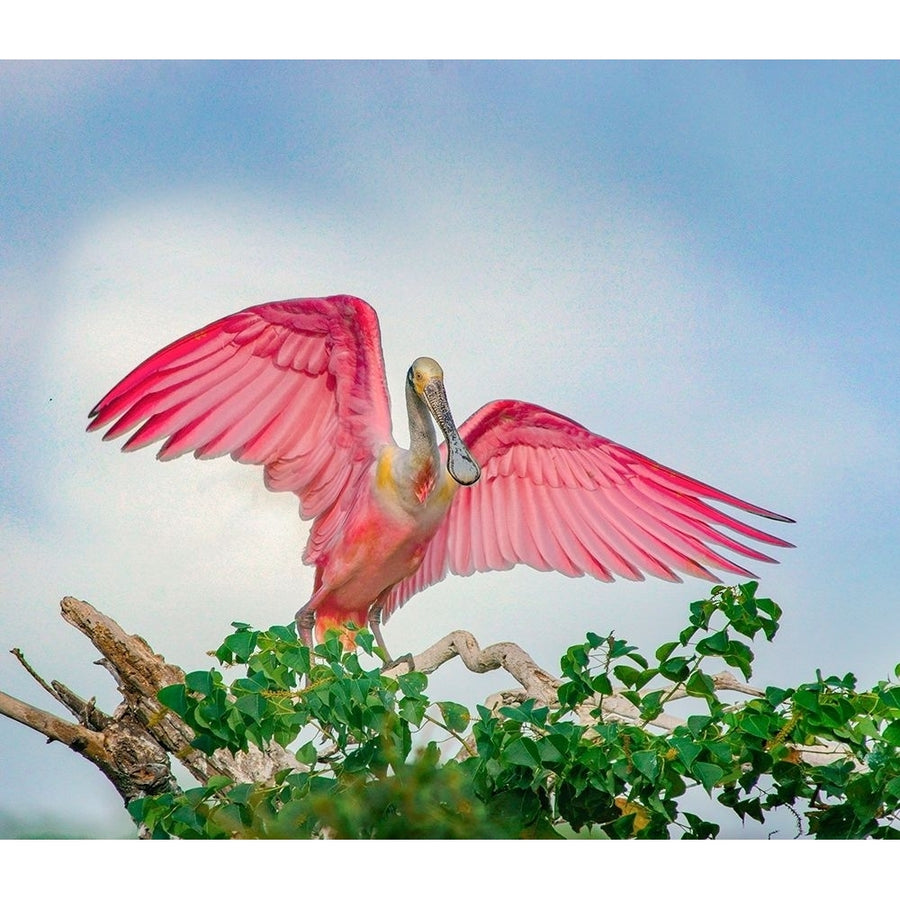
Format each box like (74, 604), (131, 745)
(437, 473), (460, 504)
(375, 446), (397, 494)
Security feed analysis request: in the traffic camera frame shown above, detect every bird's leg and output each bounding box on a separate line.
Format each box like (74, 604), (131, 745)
(368, 595), (415, 672)
(292, 605), (319, 688)
(295, 604), (316, 649)
(366, 599), (389, 657)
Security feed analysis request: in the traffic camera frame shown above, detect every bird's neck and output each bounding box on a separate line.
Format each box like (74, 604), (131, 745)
(405, 382), (441, 503)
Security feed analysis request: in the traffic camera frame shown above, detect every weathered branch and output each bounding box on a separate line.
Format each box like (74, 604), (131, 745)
(0, 684), (175, 809)
(2, 597), (299, 825)
(57, 596), (298, 785)
(385, 630), (561, 704)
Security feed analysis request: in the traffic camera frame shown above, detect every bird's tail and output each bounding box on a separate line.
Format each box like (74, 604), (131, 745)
(314, 604), (368, 649)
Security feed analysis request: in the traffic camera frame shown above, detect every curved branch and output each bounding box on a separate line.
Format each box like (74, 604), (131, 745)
(385, 630), (561, 704)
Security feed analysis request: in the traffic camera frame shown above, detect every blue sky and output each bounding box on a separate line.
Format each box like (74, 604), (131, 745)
(1, 60), (898, 838)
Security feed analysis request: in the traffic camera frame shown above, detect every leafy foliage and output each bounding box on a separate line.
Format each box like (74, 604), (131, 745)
(130, 584), (900, 839)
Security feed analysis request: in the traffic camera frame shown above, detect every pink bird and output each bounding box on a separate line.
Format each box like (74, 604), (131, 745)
(88, 295), (793, 653)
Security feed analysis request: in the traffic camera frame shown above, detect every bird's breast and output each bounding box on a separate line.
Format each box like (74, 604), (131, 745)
(375, 446), (458, 518)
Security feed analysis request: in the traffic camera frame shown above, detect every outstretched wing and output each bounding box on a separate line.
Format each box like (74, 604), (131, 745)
(383, 399), (793, 618)
(88, 295), (395, 529)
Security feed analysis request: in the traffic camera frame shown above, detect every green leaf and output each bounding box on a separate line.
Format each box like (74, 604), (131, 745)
(655, 641), (680, 664)
(158, 683), (189, 717)
(679, 625), (698, 645)
(765, 686), (791, 707)
(696, 630), (730, 655)
(755, 595), (781, 623)
(658, 656), (691, 682)
(205, 775), (234, 792)
(190, 733), (219, 755)
(222, 630), (257, 663)
(235, 693), (267, 722)
(630, 749), (660, 782)
(398, 696), (426, 725)
(536, 737), (564, 764)
(502, 736), (542, 769)
(640, 690), (666, 718)
(436, 701), (471, 733)
(793, 689), (820, 713)
(633, 668), (659, 690)
(723, 642), (754, 680)
(226, 783), (255, 806)
(670, 736), (702, 769)
(685, 670), (716, 699)
(692, 762), (725, 793)
(883, 720), (900, 746)
(565, 645), (590, 671)
(739, 714), (774, 740)
(608, 639), (639, 660)
(232, 675), (266, 694)
(557, 680), (590, 709)
(397, 671), (428, 697)
(185, 670), (216, 696)
(499, 704), (531, 723)
(703, 741), (732, 767)
(127, 797), (146, 822)
(880, 687), (900, 710)
(687, 715), (713, 737)
(354, 629), (375, 655)
(620, 689), (643, 709)
(682, 811), (720, 839)
(268, 624), (296, 642)
(613, 664), (644, 687)
(171, 804), (204, 833)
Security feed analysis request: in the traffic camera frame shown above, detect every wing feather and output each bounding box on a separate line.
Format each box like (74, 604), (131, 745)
(564, 487), (648, 580)
(513, 472), (555, 573)
(89, 296), (395, 548)
(384, 399), (793, 619)
(491, 475), (518, 571)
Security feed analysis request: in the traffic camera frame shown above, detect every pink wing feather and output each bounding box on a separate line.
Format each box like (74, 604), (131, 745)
(88, 296), (395, 537)
(383, 399), (793, 619)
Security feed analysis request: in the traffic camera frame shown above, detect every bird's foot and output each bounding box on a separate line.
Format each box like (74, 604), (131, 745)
(381, 652), (415, 673)
(295, 607), (316, 649)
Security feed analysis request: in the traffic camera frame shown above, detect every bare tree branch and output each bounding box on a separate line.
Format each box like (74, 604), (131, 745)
(58, 596), (299, 784)
(0, 685), (175, 810)
(384, 629), (560, 704)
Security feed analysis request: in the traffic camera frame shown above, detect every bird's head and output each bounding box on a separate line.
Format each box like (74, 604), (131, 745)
(408, 357), (481, 486)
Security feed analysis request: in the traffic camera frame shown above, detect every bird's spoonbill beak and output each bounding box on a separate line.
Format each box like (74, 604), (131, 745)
(415, 359), (481, 485)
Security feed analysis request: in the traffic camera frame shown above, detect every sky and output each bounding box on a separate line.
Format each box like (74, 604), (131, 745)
(1, 60), (898, 840)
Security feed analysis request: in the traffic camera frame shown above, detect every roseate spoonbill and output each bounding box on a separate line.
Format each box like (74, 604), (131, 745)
(88, 295), (793, 652)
